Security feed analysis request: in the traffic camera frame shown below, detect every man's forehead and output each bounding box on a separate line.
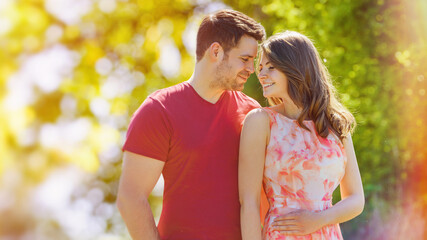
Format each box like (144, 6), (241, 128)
(232, 36), (258, 57)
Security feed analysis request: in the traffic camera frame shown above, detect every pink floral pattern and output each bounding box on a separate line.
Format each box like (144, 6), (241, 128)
(262, 107), (346, 240)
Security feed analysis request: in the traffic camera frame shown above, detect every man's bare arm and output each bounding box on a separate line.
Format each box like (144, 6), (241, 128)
(116, 151), (165, 240)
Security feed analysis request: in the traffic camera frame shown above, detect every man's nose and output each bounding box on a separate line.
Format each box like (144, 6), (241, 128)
(246, 62), (255, 74)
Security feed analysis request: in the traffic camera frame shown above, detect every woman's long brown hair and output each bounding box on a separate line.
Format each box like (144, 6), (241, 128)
(260, 31), (355, 141)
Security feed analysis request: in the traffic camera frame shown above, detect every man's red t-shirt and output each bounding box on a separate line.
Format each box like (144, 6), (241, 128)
(122, 81), (260, 239)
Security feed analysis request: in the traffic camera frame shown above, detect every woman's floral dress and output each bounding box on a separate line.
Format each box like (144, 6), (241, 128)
(262, 107), (346, 240)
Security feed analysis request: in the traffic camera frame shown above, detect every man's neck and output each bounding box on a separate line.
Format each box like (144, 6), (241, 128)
(188, 64), (225, 104)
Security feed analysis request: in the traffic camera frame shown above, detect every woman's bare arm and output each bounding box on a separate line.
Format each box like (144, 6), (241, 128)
(239, 109), (270, 240)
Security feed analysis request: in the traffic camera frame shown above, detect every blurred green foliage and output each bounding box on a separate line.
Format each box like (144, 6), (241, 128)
(228, 0), (427, 238)
(0, 0), (426, 239)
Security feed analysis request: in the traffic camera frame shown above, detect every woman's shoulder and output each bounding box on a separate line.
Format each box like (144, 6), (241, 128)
(246, 107), (270, 119)
(243, 108), (270, 126)
(241, 108), (271, 140)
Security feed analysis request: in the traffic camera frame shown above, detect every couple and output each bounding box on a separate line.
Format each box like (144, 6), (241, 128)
(117, 9), (364, 240)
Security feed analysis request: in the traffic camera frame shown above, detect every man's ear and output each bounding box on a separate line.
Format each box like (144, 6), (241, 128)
(208, 42), (224, 62)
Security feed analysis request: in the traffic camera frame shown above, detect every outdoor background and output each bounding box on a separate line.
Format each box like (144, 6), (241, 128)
(0, 0), (426, 239)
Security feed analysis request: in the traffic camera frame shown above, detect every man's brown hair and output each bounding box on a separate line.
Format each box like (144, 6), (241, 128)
(196, 9), (265, 61)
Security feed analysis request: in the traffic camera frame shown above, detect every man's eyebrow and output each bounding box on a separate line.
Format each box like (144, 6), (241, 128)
(240, 54), (255, 58)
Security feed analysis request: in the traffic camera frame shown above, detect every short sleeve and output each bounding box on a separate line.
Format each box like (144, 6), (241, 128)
(122, 97), (171, 162)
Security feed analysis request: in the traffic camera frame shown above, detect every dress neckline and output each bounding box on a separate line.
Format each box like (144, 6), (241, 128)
(265, 107), (312, 123)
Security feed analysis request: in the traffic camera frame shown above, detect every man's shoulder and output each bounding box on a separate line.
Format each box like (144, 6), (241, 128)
(134, 82), (189, 116)
(230, 90), (261, 108)
(148, 82), (189, 104)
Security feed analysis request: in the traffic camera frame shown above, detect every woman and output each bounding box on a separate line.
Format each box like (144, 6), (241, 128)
(239, 31), (364, 240)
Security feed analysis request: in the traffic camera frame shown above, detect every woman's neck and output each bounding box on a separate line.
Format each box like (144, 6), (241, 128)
(281, 101), (302, 120)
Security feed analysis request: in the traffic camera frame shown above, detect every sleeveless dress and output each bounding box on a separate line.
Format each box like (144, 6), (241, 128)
(262, 107), (346, 240)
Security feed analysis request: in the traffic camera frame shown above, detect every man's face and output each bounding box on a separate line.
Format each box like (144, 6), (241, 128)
(213, 35), (258, 91)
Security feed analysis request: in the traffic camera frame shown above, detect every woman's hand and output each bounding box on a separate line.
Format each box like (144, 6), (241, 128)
(271, 209), (326, 235)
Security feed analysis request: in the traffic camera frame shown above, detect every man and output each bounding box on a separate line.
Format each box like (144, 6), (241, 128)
(116, 9), (265, 239)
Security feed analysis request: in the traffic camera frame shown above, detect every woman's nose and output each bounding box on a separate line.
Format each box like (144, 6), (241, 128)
(258, 70), (267, 81)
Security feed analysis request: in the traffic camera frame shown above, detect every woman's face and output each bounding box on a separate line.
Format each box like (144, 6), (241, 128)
(258, 52), (289, 100)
